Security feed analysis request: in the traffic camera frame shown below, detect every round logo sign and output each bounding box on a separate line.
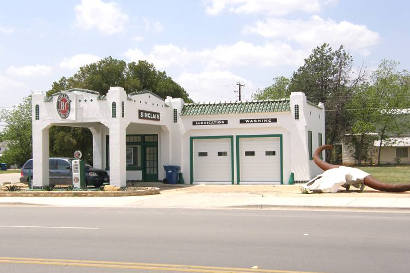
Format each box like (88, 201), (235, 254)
(74, 150), (82, 159)
(56, 93), (71, 119)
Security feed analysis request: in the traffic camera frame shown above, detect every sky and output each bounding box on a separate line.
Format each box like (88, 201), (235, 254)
(0, 0), (409, 110)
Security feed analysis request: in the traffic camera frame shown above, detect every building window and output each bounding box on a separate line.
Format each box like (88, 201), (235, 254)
(265, 151), (276, 156)
(112, 102), (117, 118)
(318, 133), (323, 159)
(294, 104), (299, 120)
(35, 104), (40, 120)
(198, 152), (208, 157)
(173, 109), (178, 123)
(122, 101), (125, 118)
(396, 147), (408, 158)
(105, 135), (109, 169)
(218, 151), (227, 156)
(245, 151), (255, 156)
(308, 131), (313, 160)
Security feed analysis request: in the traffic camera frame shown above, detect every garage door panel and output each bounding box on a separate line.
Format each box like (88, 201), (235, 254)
(193, 138), (231, 182)
(239, 137), (281, 183)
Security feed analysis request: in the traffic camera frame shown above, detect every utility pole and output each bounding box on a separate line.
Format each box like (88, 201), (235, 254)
(235, 82), (245, 101)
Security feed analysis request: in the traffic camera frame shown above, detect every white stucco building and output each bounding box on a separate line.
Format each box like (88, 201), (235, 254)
(32, 87), (325, 187)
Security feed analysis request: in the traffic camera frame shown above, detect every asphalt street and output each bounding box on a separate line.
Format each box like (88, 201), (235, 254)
(0, 207), (409, 273)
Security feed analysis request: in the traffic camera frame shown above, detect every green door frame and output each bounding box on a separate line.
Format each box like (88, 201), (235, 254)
(142, 142), (158, 182)
(190, 135), (234, 185)
(236, 134), (283, 185)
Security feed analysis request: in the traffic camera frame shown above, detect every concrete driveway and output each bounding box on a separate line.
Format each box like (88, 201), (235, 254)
(0, 172), (21, 185)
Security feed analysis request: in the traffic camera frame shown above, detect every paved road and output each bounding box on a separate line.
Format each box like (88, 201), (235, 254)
(0, 207), (409, 273)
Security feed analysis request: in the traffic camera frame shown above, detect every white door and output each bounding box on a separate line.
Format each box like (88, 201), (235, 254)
(239, 137), (281, 183)
(193, 138), (231, 183)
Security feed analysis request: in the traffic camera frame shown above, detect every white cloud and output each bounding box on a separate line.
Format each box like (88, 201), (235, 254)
(75, 0), (128, 35)
(204, 0), (334, 16)
(0, 74), (29, 108)
(177, 70), (253, 102)
(133, 36), (144, 42)
(0, 26), (14, 34)
(124, 41), (306, 70)
(244, 16), (380, 55)
(6, 65), (52, 77)
(60, 54), (101, 70)
(143, 18), (163, 33)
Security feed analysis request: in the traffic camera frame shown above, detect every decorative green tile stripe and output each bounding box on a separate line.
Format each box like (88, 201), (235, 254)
(181, 99), (290, 116)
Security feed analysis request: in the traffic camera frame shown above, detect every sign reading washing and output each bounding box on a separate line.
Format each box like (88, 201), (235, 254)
(240, 118), (277, 124)
(193, 120), (228, 126)
(138, 110), (160, 121)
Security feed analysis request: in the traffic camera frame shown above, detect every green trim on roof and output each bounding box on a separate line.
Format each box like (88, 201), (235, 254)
(181, 99), (290, 116)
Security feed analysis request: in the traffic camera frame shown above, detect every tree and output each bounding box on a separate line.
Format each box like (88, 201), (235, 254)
(46, 57), (192, 162)
(370, 60), (410, 164)
(0, 96), (32, 166)
(48, 57), (191, 101)
(347, 60), (410, 165)
(288, 44), (355, 147)
(252, 76), (290, 100)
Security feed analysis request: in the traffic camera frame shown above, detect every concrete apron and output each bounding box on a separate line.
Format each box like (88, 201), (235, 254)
(1, 184), (410, 210)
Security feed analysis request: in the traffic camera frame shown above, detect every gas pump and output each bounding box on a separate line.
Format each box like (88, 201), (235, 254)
(72, 150), (86, 189)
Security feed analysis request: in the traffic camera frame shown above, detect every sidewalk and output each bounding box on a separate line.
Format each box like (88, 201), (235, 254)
(1, 184), (410, 210)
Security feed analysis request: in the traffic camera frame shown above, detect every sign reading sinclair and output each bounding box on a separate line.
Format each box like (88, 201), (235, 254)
(193, 120), (228, 125)
(138, 110), (160, 121)
(240, 118), (277, 124)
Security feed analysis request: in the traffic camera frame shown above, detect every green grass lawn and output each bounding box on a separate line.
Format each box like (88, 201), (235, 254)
(358, 165), (410, 184)
(0, 169), (21, 174)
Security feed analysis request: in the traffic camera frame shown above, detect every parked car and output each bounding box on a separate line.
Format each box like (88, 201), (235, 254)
(20, 158), (109, 187)
(0, 163), (7, 171)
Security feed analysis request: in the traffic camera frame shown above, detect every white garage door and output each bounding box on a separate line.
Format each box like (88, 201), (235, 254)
(193, 138), (231, 183)
(239, 137), (281, 183)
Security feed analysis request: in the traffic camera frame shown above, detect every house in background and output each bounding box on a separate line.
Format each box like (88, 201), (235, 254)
(342, 109), (410, 165)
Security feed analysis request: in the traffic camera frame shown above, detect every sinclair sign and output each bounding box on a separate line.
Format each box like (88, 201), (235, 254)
(56, 93), (71, 119)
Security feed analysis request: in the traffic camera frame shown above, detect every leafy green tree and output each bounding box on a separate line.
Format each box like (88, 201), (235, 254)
(252, 76), (290, 100)
(47, 57), (191, 162)
(348, 60), (410, 165)
(288, 43), (355, 146)
(0, 96), (32, 166)
(370, 60), (410, 164)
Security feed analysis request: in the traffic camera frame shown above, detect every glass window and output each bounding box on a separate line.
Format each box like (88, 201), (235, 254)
(112, 102), (116, 118)
(24, 160), (33, 169)
(126, 135), (142, 143)
(35, 105), (40, 120)
(49, 159), (58, 170)
(218, 152), (228, 156)
(308, 131), (313, 160)
(318, 133), (323, 159)
(265, 151), (276, 156)
(57, 159), (71, 170)
(173, 109), (178, 123)
(396, 147), (408, 158)
(198, 152), (208, 157)
(126, 145), (142, 169)
(245, 151), (255, 156)
(126, 147), (133, 165)
(144, 135), (158, 142)
(294, 104), (299, 120)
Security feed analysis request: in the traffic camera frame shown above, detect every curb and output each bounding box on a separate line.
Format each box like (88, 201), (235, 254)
(227, 204), (410, 212)
(0, 187), (160, 197)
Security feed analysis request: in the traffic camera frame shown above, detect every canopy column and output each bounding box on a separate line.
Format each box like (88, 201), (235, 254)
(90, 125), (104, 169)
(32, 125), (50, 188)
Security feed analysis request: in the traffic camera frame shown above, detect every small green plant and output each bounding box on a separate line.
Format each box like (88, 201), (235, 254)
(66, 185), (74, 191)
(43, 185), (55, 191)
(5, 184), (20, 191)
